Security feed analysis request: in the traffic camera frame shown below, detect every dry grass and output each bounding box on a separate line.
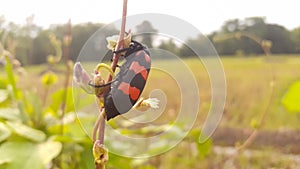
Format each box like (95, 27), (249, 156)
(17, 55), (300, 130)
(146, 55), (300, 130)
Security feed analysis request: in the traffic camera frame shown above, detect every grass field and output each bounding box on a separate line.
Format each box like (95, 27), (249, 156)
(132, 55), (300, 130)
(218, 55), (300, 130)
(4, 55), (300, 168)
(19, 55), (300, 130)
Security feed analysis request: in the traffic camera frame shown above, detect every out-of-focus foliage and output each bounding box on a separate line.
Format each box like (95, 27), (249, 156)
(0, 16), (118, 65)
(290, 27), (300, 53)
(0, 44), (97, 169)
(282, 81), (300, 113)
(0, 40), (212, 168)
(158, 17), (300, 57)
(0, 56), (62, 168)
(211, 17), (294, 55)
(135, 20), (158, 48)
(41, 72), (57, 86)
(2, 14), (300, 169)
(1, 16), (300, 64)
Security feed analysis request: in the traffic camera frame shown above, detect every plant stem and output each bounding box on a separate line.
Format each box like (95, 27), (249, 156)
(4, 56), (18, 99)
(42, 86), (49, 107)
(95, 164), (105, 169)
(93, 109), (102, 142)
(237, 61), (275, 151)
(94, 1), (128, 169)
(98, 110), (106, 144)
(111, 0), (128, 73)
(96, 0), (128, 144)
(60, 19), (72, 135)
(58, 20), (72, 168)
(214, 32), (275, 168)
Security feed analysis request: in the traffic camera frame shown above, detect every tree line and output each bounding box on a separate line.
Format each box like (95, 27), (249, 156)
(160, 17), (300, 57)
(0, 15), (119, 65)
(1, 16), (299, 65)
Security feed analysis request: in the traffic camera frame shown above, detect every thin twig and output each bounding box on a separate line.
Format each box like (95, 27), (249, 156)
(98, 109), (106, 144)
(94, 1), (128, 169)
(213, 33), (275, 168)
(60, 19), (72, 135)
(110, 0), (128, 73)
(95, 164), (105, 169)
(93, 109), (102, 142)
(42, 86), (49, 107)
(57, 19), (72, 168)
(237, 74), (275, 152)
(95, 0), (128, 144)
(236, 38), (275, 152)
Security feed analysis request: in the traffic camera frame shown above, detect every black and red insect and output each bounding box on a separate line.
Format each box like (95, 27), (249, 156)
(103, 40), (151, 120)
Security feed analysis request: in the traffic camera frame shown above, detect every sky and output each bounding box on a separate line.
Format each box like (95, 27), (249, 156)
(0, 0), (299, 35)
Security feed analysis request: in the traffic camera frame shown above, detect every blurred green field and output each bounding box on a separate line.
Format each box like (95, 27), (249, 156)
(20, 55), (300, 130)
(3, 55), (300, 169)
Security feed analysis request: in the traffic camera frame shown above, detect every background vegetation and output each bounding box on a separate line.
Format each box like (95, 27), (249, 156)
(1, 16), (300, 65)
(1, 15), (300, 169)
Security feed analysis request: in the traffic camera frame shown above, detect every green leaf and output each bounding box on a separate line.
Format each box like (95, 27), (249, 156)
(147, 140), (171, 155)
(250, 118), (259, 129)
(0, 89), (8, 103)
(73, 90), (95, 110)
(187, 128), (201, 141)
(108, 153), (132, 169)
(0, 77), (8, 89)
(41, 72), (57, 86)
(6, 121), (46, 142)
(24, 92), (43, 123)
(282, 81), (300, 113)
(0, 141), (62, 169)
(137, 165), (156, 169)
(36, 141), (62, 164)
(47, 113), (92, 142)
(0, 159), (10, 168)
(49, 87), (75, 113)
(4, 56), (18, 99)
(79, 145), (95, 169)
(197, 134), (212, 159)
(0, 122), (11, 142)
(0, 108), (20, 121)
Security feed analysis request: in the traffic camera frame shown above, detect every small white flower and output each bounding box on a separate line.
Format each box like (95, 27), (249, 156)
(143, 98), (160, 109)
(106, 33), (132, 51)
(106, 35), (119, 51)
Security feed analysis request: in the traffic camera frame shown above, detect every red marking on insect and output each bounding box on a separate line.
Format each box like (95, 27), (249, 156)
(144, 54), (150, 63)
(118, 82), (130, 95)
(140, 69), (148, 80)
(129, 86), (140, 101)
(129, 61), (148, 80)
(118, 82), (141, 101)
(135, 50), (142, 56)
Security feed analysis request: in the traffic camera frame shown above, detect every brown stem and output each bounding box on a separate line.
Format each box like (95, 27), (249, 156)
(98, 110), (106, 144)
(60, 19), (72, 135)
(214, 32), (275, 168)
(109, 0), (128, 78)
(237, 63), (275, 151)
(42, 86), (49, 107)
(96, 0), (128, 142)
(94, 1), (128, 169)
(93, 110), (102, 142)
(93, 108), (106, 143)
(95, 164), (105, 169)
